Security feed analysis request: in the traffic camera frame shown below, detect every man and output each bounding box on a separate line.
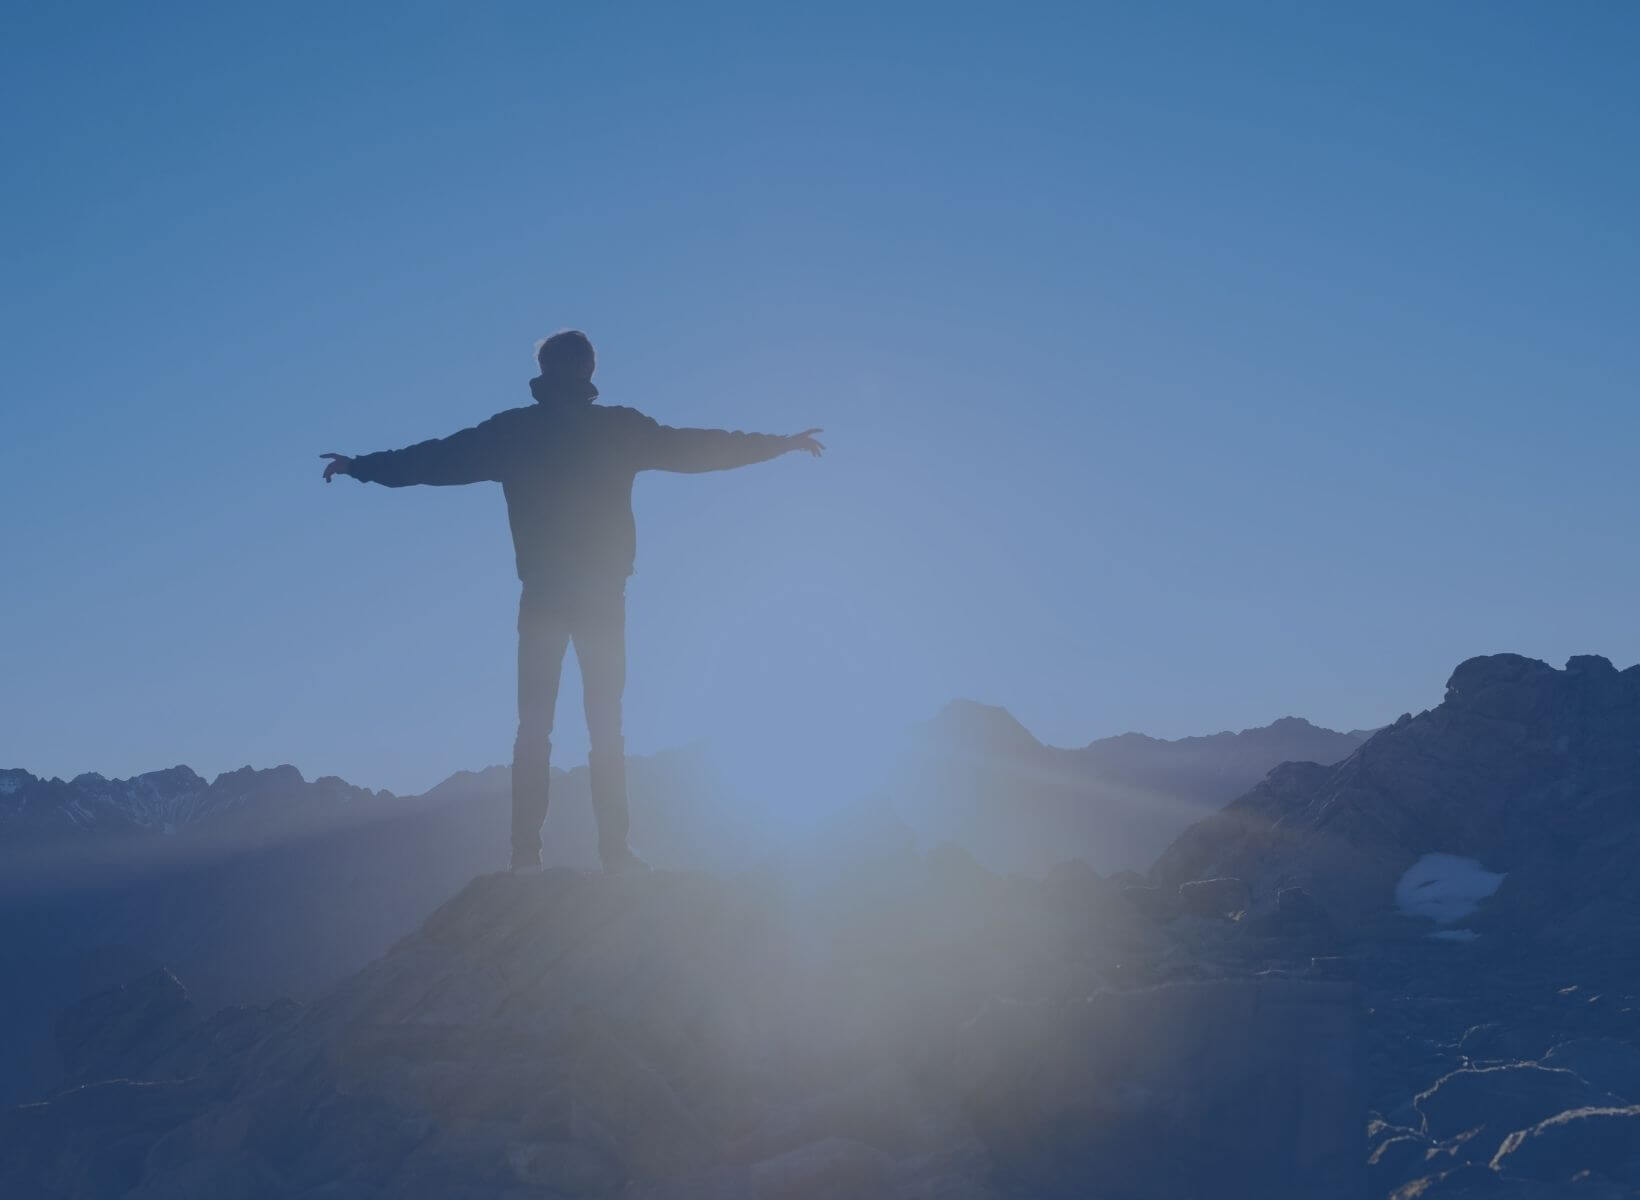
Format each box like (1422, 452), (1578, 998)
(322, 330), (823, 874)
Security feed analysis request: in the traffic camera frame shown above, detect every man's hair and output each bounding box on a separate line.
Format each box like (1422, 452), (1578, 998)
(535, 329), (596, 378)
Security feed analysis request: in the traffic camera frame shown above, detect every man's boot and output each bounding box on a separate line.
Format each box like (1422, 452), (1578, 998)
(589, 745), (648, 874)
(511, 735), (551, 874)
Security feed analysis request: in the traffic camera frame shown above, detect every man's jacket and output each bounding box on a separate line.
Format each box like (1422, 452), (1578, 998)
(350, 386), (789, 584)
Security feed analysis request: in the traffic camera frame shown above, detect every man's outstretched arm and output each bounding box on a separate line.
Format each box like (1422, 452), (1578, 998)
(633, 415), (825, 474)
(322, 415), (511, 488)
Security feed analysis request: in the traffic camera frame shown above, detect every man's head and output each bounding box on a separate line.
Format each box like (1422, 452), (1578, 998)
(532, 330), (598, 404)
(536, 329), (596, 380)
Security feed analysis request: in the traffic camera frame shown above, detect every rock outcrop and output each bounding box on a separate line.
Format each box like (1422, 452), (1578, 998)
(1142, 653), (1640, 1198)
(1153, 654), (1640, 943)
(1, 856), (1366, 1199)
(1490, 1105), (1640, 1185)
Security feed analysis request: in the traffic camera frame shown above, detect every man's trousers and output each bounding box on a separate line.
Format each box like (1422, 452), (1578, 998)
(511, 579), (629, 863)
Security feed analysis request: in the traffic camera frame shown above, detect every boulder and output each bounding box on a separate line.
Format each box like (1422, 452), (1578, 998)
(1369, 1131), (1433, 1196)
(1490, 1105), (1640, 1184)
(1415, 1065), (1620, 1162)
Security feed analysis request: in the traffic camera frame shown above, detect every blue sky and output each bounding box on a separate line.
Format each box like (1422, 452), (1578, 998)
(3, 2), (1636, 795)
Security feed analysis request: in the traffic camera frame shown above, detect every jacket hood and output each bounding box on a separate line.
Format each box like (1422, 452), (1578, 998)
(530, 375), (599, 405)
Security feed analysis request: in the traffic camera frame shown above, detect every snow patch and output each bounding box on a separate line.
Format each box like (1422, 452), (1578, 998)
(1429, 928), (1480, 943)
(1395, 853), (1505, 925)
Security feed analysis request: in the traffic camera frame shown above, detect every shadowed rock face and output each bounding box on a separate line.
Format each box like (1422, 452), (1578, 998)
(1415, 1064), (1620, 1151)
(53, 968), (195, 1087)
(1134, 655), (1640, 1198)
(1490, 1105), (1640, 1184)
(0, 858), (1366, 1199)
(1152, 654), (1640, 940)
(0, 752), (711, 1107)
(955, 977), (1362, 1200)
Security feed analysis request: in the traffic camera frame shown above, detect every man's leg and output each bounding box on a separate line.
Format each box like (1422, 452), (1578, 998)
(513, 588), (569, 869)
(572, 581), (639, 868)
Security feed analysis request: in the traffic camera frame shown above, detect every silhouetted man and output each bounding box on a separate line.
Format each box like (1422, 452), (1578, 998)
(322, 331), (822, 873)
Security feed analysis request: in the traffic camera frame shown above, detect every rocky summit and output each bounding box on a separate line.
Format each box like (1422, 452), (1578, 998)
(0, 854), (1363, 1199)
(1141, 653), (1640, 1198)
(1154, 652), (1640, 945)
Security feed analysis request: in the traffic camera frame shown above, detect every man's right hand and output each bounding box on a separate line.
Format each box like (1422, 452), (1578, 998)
(321, 453), (354, 483)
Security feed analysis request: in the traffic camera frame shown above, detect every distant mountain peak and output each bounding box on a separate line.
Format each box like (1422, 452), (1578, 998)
(1263, 715), (1321, 732)
(209, 763), (306, 790)
(1081, 715), (1363, 756)
(0, 762), (378, 847)
(924, 699), (1043, 754)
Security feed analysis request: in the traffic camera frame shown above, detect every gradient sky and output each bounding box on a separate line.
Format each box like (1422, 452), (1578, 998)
(4, 2), (1637, 795)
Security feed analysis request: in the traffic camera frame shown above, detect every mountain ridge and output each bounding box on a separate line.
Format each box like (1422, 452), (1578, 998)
(0, 763), (391, 843)
(900, 705), (1368, 873)
(919, 699), (1361, 756)
(3, 710), (1366, 853)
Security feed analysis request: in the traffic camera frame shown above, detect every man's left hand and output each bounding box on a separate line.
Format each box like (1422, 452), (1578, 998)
(787, 429), (825, 457)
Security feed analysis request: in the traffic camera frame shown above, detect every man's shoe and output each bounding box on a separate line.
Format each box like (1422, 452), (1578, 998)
(510, 848), (544, 876)
(600, 847), (651, 876)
